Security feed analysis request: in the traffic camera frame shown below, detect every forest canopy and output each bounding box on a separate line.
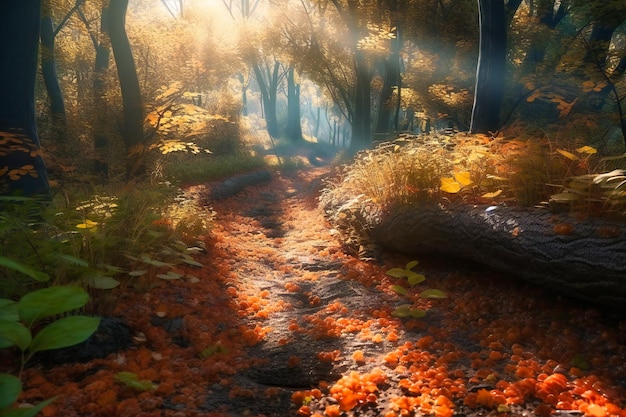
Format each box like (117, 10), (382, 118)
(0, 0), (625, 198)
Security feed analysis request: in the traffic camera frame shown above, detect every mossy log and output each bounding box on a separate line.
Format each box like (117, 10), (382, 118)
(367, 203), (626, 311)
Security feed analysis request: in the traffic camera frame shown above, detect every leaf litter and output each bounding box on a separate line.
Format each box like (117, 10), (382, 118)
(2, 166), (625, 417)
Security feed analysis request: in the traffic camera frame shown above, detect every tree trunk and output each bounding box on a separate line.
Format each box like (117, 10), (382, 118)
(583, 22), (620, 69)
(350, 51), (372, 152)
(108, 0), (144, 179)
(252, 61), (280, 139)
(93, 5), (111, 179)
(286, 64), (303, 142)
(375, 25), (401, 134)
(366, 203), (626, 311)
(40, 9), (67, 145)
(470, 0), (506, 134)
(0, 0), (50, 198)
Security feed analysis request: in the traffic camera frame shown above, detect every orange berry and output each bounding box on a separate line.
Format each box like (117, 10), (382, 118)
(324, 404), (341, 417)
(297, 405), (312, 416)
(352, 350), (365, 363)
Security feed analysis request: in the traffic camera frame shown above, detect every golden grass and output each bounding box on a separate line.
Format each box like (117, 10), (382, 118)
(321, 131), (626, 216)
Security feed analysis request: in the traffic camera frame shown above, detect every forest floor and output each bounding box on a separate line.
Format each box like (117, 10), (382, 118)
(5, 165), (626, 417)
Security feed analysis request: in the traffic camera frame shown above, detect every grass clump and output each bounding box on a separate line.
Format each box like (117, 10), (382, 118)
(159, 152), (266, 184)
(322, 132), (626, 214)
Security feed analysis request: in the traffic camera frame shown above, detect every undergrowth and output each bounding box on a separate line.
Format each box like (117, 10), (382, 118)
(0, 182), (214, 316)
(320, 131), (626, 257)
(321, 131), (626, 214)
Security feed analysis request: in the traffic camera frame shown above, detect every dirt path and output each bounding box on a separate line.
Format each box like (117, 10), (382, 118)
(8, 167), (626, 417)
(198, 167), (626, 417)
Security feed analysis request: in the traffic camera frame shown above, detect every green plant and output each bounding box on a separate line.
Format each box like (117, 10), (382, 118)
(0, 285), (99, 416)
(0, 374), (55, 417)
(386, 261), (447, 318)
(0, 286), (100, 375)
(114, 372), (157, 392)
(161, 153), (265, 184)
(67, 186), (209, 293)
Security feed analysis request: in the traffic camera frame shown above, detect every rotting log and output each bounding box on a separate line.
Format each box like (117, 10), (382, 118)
(365, 203), (626, 311)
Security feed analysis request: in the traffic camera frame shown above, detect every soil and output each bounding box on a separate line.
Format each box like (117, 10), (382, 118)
(2, 166), (626, 417)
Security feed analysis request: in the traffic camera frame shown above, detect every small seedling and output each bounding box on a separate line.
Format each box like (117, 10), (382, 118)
(386, 261), (447, 318)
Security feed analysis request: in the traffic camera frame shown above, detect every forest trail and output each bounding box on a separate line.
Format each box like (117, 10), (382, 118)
(11, 166), (626, 417)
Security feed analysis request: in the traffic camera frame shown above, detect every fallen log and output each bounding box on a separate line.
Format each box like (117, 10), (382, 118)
(364, 203), (626, 311)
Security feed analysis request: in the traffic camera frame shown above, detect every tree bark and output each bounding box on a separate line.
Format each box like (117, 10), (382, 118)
(350, 50), (372, 152)
(93, 6), (111, 179)
(40, 11), (67, 145)
(286, 64), (303, 142)
(0, 0), (50, 198)
(108, 0), (144, 179)
(366, 203), (626, 311)
(375, 26), (401, 135)
(469, 0), (506, 134)
(252, 61), (280, 139)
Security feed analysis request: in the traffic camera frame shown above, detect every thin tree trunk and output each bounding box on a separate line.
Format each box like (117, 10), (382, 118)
(375, 25), (401, 134)
(108, 0), (144, 179)
(350, 50), (372, 151)
(40, 10), (67, 146)
(252, 62), (280, 138)
(286, 64), (303, 142)
(93, 6), (111, 179)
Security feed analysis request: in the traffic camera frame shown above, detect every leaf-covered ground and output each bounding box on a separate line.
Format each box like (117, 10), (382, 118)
(2, 166), (625, 417)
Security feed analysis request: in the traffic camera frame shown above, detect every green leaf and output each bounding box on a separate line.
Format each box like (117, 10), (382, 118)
(405, 260), (419, 271)
(0, 321), (31, 350)
(28, 316), (100, 355)
(58, 255), (89, 268)
(550, 192), (580, 202)
(18, 286), (89, 327)
(84, 276), (120, 290)
(0, 300), (19, 322)
(420, 289), (447, 299)
(385, 268), (409, 278)
(1, 396), (57, 417)
(181, 257), (203, 267)
(0, 257), (49, 282)
(99, 264), (126, 274)
(391, 304), (413, 318)
(128, 270), (147, 277)
(406, 272), (426, 286)
(139, 256), (173, 268)
(410, 308), (427, 318)
(389, 285), (407, 295)
(0, 373), (21, 408)
(114, 372), (157, 391)
(156, 271), (183, 280)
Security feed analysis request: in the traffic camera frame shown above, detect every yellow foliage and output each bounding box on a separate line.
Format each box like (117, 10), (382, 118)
(453, 171), (472, 187)
(556, 149), (578, 161)
(440, 177), (461, 193)
(76, 219), (99, 229)
(576, 146), (597, 155)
